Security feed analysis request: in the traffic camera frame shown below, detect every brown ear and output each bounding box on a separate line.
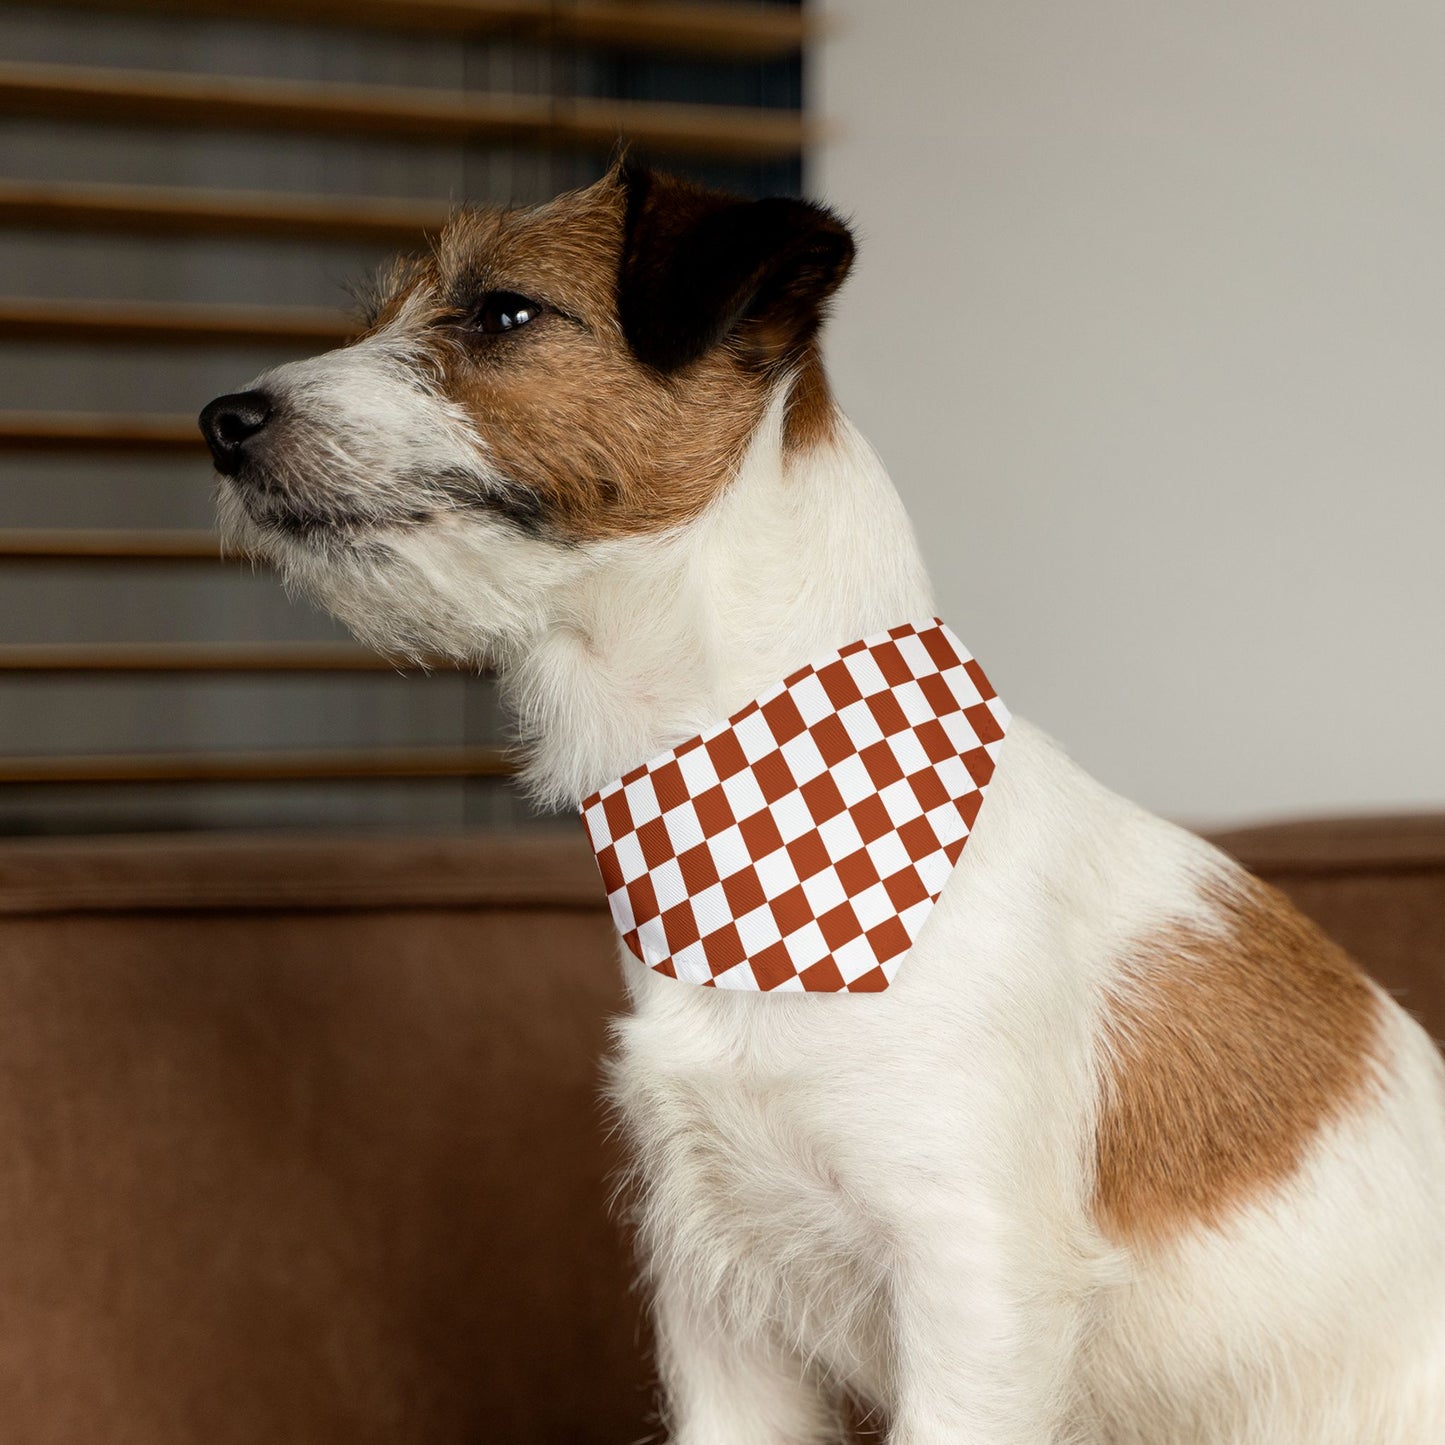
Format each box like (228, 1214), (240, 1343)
(616, 163), (855, 375)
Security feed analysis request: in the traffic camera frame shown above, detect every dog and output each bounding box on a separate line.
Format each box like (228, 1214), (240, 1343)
(200, 162), (1445, 1443)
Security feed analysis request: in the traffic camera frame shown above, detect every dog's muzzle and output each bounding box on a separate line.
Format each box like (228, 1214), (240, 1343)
(199, 390), (274, 477)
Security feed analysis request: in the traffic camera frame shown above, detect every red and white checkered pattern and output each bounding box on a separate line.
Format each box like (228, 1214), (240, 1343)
(580, 620), (1008, 993)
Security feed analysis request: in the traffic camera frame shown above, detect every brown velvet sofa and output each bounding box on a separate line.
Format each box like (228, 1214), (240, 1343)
(0, 816), (1440, 1444)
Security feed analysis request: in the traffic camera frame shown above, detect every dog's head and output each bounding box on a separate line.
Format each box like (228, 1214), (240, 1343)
(200, 164), (854, 661)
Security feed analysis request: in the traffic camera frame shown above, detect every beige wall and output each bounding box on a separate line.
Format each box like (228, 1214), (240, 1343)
(813, 0), (1445, 826)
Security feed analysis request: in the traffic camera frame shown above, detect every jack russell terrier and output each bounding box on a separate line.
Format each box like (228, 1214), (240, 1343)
(200, 163), (1445, 1444)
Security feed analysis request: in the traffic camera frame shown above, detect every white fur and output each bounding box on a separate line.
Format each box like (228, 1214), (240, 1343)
(222, 349), (1445, 1443)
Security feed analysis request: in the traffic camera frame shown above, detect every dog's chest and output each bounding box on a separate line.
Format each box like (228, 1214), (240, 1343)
(612, 997), (894, 1385)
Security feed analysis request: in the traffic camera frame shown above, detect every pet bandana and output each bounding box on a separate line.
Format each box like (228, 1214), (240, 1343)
(580, 620), (1008, 993)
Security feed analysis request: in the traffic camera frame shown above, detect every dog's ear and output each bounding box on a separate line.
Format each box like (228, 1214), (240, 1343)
(616, 162), (855, 374)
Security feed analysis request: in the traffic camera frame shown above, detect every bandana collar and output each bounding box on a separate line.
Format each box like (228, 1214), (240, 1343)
(580, 619), (1008, 993)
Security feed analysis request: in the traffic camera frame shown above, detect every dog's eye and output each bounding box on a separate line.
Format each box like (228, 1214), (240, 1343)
(471, 291), (544, 335)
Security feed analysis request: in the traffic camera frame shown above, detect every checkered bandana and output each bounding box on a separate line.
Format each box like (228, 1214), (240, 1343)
(579, 620), (1009, 993)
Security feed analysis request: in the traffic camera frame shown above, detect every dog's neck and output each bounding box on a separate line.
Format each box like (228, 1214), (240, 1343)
(504, 391), (936, 809)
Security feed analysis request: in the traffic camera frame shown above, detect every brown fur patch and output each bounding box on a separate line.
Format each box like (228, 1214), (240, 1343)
(367, 175), (810, 541)
(1094, 873), (1382, 1246)
(782, 344), (840, 456)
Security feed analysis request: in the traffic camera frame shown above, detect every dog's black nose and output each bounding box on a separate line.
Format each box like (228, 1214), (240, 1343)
(199, 390), (273, 475)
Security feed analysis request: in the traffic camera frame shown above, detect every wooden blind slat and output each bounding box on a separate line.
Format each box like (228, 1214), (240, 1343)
(0, 297), (353, 348)
(0, 643), (420, 673)
(0, 62), (813, 161)
(28, 0), (811, 59)
(546, 0), (810, 58)
(0, 529), (221, 561)
(0, 413), (204, 452)
(0, 745), (514, 784)
(0, 180), (448, 245)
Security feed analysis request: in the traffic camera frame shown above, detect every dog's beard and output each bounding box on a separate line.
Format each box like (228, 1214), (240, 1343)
(216, 467), (587, 669)
(217, 444), (521, 543)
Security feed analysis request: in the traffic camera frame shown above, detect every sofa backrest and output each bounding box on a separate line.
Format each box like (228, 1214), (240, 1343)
(0, 832), (645, 1445)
